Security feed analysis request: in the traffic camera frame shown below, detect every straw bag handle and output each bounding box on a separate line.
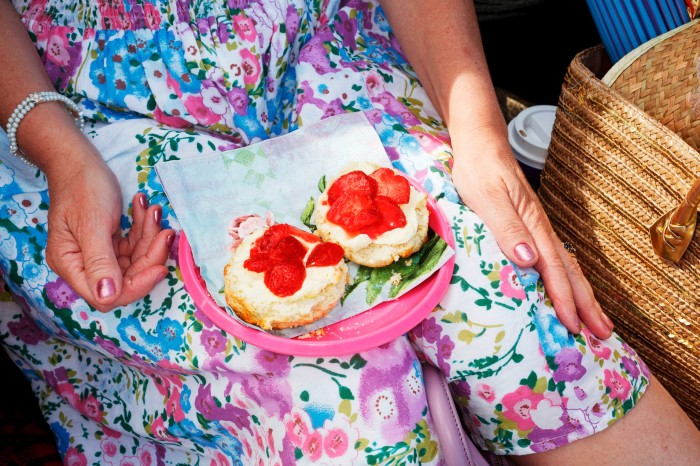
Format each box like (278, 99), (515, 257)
(649, 179), (700, 262)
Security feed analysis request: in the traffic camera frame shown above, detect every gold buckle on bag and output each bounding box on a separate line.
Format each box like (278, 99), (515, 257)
(650, 179), (700, 262)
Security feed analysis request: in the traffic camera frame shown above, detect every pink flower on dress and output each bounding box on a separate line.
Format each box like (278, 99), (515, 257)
(150, 416), (177, 442)
(303, 430), (323, 462)
(101, 437), (119, 461)
(500, 264), (526, 300)
(240, 49), (261, 85)
(319, 415), (359, 463)
(30, 20), (49, 39)
(233, 15), (257, 42)
(80, 394), (104, 422)
(604, 369), (632, 401)
(227, 212), (274, 250)
(153, 107), (192, 129)
(166, 387), (185, 422)
(143, 2), (161, 29)
(165, 72), (184, 97)
(56, 382), (80, 406)
(364, 72), (382, 93)
(136, 443), (157, 466)
(583, 328), (611, 359)
(502, 386), (545, 431)
(64, 447), (88, 466)
(209, 452), (231, 466)
(118, 456), (138, 466)
(184, 94), (221, 126)
(284, 407), (312, 447)
(46, 33), (71, 66)
(412, 131), (446, 153)
(324, 428), (350, 458)
(476, 383), (496, 403)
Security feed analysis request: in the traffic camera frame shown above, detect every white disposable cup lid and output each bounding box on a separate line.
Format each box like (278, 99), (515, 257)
(507, 105), (557, 170)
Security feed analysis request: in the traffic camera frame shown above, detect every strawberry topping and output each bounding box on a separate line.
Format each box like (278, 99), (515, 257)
(326, 167), (411, 238)
(307, 242), (345, 267)
(255, 223), (292, 253)
(243, 224), (343, 297)
(264, 260), (306, 297)
(327, 192), (382, 232)
(370, 167), (411, 204)
(243, 255), (276, 273)
(269, 236), (307, 262)
(327, 170), (378, 204)
(360, 196), (407, 238)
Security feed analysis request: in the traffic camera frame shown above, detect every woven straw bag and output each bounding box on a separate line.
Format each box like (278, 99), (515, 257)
(538, 21), (700, 426)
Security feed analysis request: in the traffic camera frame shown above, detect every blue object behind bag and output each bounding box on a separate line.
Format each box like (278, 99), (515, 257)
(586, 0), (689, 62)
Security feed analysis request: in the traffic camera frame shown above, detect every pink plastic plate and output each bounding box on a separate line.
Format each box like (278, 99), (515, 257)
(179, 184), (455, 357)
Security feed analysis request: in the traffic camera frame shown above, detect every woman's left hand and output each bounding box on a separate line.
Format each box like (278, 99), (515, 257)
(450, 130), (614, 339)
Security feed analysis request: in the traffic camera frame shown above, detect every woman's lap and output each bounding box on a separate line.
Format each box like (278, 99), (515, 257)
(0, 0), (651, 463)
(0, 109), (650, 464)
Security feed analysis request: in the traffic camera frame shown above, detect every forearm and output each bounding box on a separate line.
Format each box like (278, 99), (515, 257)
(0, 0), (97, 175)
(379, 0), (509, 153)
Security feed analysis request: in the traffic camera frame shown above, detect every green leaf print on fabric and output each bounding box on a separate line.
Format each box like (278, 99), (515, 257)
(363, 419), (438, 465)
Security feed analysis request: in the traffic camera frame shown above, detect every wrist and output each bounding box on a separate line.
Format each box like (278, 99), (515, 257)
(40, 135), (105, 180)
(11, 97), (86, 168)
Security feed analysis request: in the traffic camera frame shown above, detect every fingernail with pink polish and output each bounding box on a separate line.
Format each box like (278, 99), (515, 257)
(602, 313), (614, 330)
(97, 278), (116, 300)
(153, 208), (162, 224)
(514, 243), (535, 262)
(138, 193), (147, 209)
(166, 233), (175, 248)
(573, 316), (582, 332)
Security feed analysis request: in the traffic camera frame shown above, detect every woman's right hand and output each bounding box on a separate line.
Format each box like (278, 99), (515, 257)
(43, 143), (174, 312)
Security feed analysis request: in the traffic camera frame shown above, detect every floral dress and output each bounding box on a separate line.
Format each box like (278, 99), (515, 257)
(0, 0), (650, 464)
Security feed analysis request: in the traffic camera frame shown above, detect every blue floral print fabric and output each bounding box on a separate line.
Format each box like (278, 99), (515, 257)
(0, 0), (650, 464)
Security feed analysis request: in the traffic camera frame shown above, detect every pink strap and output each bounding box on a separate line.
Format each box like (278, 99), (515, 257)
(422, 363), (491, 466)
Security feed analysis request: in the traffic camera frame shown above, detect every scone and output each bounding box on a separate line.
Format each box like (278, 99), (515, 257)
(224, 223), (349, 330)
(314, 162), (429, 267)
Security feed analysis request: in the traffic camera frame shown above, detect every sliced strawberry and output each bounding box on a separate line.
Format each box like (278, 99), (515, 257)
(306, 242), (345, 267)
(244, 254), (275, 273)
(370, 167), (410, 204)
(255, 224), (292, 253)
(327, 192), (381, 232)
(327, 170), (378, 204)
(264, 259), (306, 297)
(269, 235), (308, 262)
(288, 225), (320, 244)
(360, 196), (407, 238)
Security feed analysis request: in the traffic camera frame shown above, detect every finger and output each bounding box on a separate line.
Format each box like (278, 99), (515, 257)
(46, 226), (94, 304)
(129, 192), (148, 249)
(558, 243), (613, 339)
(118, 264), (169, 306)
(477, 189), (539, 269)
(116, 236), (131, 258)
(531, 230), (581, 334)
(75, 213), (125, 309)
(132, 205), (163, 260)
(125, 229), (174, 278)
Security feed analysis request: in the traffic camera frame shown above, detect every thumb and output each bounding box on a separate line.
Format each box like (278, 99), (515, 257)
(479, 196), (539, 268)
(79, 223), (123, 310)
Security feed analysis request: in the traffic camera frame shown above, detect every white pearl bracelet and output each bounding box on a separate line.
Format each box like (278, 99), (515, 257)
(6, 91), (84, 168)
